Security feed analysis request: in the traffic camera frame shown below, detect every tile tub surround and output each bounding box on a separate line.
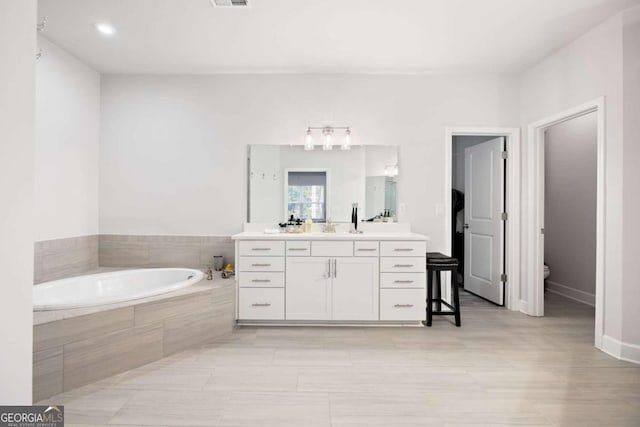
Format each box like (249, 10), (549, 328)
(34, 235), (99, 284)
(99, 235), (235, 270)
(32, 277), (235, 402)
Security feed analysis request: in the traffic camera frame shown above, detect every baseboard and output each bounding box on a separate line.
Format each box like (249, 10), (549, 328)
(545, 280), (595, 307)
(601, 335), (640, 365)
(519, 299), (528, 314)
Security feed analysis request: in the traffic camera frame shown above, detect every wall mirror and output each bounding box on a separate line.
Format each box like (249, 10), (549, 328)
(247, 145), (398, 223)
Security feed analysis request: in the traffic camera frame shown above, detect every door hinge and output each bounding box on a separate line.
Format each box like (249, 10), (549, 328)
(500, 273), (507, 283)
(501, 151), (508, 160)
(501, 212), (508, 221)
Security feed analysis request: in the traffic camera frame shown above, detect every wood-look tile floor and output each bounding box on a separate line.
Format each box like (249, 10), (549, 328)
(39, 292), (640, 426)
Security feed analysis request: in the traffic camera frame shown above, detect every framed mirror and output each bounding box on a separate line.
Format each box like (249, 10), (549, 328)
(247, 145), (398, 223)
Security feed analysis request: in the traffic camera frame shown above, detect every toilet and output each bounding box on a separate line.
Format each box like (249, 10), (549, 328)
(543, 264), (550, 279)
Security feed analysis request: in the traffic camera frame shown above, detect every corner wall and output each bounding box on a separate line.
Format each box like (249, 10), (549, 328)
(33, 36), (101, 283)
(0, 0), (36, 404)
(621, 5), (640, 358)
(35, 36), (100, 241)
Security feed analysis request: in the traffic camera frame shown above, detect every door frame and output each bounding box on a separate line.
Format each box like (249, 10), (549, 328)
(525, 97), (605, 348)
(445, 127), (521, 311)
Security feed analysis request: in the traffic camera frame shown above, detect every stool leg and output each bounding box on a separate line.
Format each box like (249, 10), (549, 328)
(435, 271), (442, 311)
(426, 269), (433, 327)
(451, 269), (461, 327)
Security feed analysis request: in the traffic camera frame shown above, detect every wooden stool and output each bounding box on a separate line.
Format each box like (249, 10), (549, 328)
(423, 252), (461, 327)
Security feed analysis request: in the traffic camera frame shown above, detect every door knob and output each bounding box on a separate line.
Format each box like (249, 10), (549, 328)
(463, 224), (469, 229)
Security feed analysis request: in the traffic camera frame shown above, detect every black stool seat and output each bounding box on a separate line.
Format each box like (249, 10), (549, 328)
(423, 252), (461, 327)
(426, 252), (459, 267)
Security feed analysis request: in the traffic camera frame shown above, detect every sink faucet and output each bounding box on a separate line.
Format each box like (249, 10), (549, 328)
(205, 268), (213, 280)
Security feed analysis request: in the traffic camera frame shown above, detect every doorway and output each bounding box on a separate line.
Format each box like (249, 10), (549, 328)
(526, 97), (605, 348)
(445, 127), (521, 311)
(451, 135), (506, 306)
(543, 112), (597, 307)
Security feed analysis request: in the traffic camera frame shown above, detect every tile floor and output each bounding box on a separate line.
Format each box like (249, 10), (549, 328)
(38, 292), (640, 426)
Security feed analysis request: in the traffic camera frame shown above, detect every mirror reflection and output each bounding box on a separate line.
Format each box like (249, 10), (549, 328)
(248, 145), (398, 223)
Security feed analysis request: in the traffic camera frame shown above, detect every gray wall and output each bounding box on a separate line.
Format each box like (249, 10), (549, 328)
(544, 112), (597, 303)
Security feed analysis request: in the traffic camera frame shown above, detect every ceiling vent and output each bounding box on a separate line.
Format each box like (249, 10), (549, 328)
(209, 0), (249, 7)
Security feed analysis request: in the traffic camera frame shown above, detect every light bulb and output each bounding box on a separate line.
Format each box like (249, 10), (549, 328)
(341, 129), (352, 150)
(304, 128), (314, 150)
(323, 131), (333, 151)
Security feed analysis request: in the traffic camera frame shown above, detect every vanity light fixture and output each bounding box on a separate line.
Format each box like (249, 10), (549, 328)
(94, 22), (116, 36)
(323, 127), (333, 151)
(341, 128), (352, 150)
(304, 126), (352, 150)
(304, 128), (314, 151)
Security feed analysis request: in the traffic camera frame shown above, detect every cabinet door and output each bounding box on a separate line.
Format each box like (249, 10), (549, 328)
(286, 257), (332, 320)
(332, 257), (379, 321)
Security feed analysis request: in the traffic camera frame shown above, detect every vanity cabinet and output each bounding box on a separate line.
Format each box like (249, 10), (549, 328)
(286, 255), (379, 321)
(233, 232), (428, 325)
(379, 240), (427, 321)
(285, 257), (332, 320)
(238, 240), (286, 320)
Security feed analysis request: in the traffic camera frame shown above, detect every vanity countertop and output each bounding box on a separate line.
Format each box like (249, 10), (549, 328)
(231, 231), (429, 241)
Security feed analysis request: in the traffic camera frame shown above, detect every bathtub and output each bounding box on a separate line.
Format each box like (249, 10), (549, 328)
(33, 268), (204, 311)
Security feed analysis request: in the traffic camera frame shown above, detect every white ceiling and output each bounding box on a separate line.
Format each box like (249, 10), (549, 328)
(37, 0), (639, 74)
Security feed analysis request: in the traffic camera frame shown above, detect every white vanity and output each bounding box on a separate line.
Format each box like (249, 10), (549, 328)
(232, 225), (429, 325)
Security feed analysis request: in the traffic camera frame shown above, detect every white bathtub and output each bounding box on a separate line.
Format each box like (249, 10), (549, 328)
(33, 268), (204, 311)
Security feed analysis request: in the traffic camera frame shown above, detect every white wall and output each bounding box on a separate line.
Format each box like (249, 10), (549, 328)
(544, 112), (597, 302)
(622, 6), (640, 350)
(100, 73), (519, 250)
(519, 13), (627, 347)
(35, 36), (100, 241)
(0, 0), (36, 404)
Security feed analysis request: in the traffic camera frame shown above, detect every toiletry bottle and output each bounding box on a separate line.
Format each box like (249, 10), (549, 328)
(304, 218), (313, 233)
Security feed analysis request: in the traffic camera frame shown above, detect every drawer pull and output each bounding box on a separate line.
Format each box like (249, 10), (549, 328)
(288, 248), (307, 251)
(252, 263), (272, 267)
(393, 264), (414, 268)
(394, 248), (415, 252)
(251, 247), (271, 251)
(394, 304), (414, 308)
(357, 248), (377, 251)
(393, 280), (415, 284)
(251, 279), (271, 283)
(251, 303), (272, 307)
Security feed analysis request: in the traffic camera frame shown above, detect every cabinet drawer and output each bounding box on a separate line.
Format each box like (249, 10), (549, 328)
(380, 241), (426, 257)
(354, 241), (379, 256)
(380, 257), (425, 273)
(239, 256), (285, 272)
(238, 272), (285, 288)
(286, 241), (310, 256)
(239, 241), (285, 256)
(380, 288), (426, 321)
(380, 272), (426, 289)
(238, 288), (285, 320)
(311, 241), (353, 257)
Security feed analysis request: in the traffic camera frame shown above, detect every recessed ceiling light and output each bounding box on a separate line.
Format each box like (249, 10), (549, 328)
(94, 22), (115, 36)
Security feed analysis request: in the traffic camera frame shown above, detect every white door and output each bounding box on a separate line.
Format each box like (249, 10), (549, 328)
(464, 137), (505, 305)
(332, 257), (379, 321)
(286, 257), (332, 320)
